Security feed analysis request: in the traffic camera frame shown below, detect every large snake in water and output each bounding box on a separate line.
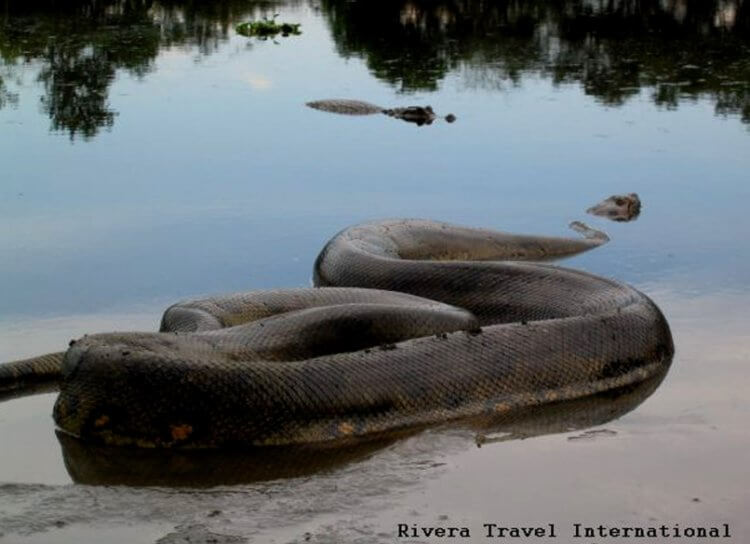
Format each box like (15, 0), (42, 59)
(0, 219), (674, 448)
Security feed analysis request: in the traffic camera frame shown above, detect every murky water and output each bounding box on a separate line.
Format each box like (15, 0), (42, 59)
(1, 1), (749, 542)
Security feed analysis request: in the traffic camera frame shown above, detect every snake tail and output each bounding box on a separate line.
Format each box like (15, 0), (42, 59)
(0, 352), (65, 401)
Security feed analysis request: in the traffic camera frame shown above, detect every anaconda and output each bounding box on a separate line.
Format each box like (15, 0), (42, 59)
(0, 219), (674, 448)
(306, 99), (456, 125)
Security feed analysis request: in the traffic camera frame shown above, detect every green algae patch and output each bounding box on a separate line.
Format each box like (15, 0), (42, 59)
(236, 16), (301, 39)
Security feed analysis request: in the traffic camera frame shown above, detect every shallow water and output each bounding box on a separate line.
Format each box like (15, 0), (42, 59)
(1, 1), (749, 542)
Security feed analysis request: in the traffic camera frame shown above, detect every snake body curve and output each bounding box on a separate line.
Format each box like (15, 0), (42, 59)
(5, 219), (674, 448)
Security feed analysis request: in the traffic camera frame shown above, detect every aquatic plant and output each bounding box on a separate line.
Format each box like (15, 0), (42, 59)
(236, 15), (301, 39)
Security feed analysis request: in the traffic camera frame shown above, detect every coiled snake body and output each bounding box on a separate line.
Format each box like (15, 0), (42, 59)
(1, 220), (673, 448)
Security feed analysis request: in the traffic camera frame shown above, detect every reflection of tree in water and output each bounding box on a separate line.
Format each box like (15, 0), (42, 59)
(0, 0), (158, 138)
(38, 45), (117, 139)
(0, 0), (286, 139)
(0, 75), (19, 109)
(321, 0), (544, 91)
(1, 0), (748, 137)
(321, 0), (750, 123)
(155, 0), (273, 56)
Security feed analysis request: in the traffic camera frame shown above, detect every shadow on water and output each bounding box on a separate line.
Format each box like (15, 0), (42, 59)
(1, 0), (748, 139)
(57, 369), (668, 487)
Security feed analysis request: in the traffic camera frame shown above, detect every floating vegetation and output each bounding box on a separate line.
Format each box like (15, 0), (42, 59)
(236, 15), (301, 39)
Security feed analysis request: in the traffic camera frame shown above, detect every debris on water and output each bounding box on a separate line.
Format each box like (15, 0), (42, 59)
(236, 16), (301, 39)
(587, 193), (641, 222)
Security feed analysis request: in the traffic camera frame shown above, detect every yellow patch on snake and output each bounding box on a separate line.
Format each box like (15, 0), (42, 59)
(170, 424), (193, 441)
(493, 402), (511, 413)
(544, 391), (559, 401)
(94, 415), (110, 427)
(338, 422), (355, 436)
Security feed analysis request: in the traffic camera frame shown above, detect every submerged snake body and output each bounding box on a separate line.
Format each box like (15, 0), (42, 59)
(9, 220), (673, 448)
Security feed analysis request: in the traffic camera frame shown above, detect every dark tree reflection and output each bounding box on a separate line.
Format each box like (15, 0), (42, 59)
(321, 0), (750, 123)
(0, 75), (19, 109)
(0, 0), (288, 139)
(38, 46), (117, 139)
(0, 0), (160, 138)
(0, 0), (748, 138)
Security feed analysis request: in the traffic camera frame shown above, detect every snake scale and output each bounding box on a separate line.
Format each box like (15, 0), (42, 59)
(0, 219), (674, 448)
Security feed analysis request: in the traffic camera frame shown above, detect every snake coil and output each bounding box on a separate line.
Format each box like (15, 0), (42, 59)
(2, 219), (673, 448)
